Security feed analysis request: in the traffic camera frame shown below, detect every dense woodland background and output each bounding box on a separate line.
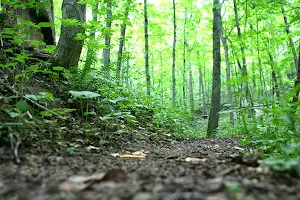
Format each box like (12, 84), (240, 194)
(0, 0), (300, 171)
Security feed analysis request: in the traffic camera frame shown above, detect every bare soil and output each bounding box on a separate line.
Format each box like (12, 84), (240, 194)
(1, 138), (299, 200)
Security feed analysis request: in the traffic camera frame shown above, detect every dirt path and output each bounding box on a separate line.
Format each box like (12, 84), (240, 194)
(0, 138), (299, 200)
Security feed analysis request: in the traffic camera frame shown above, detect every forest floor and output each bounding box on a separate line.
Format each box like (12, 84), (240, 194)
(1, 137), (300, 200)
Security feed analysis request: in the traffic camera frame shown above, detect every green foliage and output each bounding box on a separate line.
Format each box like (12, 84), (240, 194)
(69, 90), (100, 99)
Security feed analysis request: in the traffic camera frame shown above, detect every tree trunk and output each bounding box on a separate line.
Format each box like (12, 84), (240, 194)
(233, 0), (251, 106)
(188, 62), (194, 110)
(84, 3), (98, 74)
(159, 51), (164, 103)
(103, 1), (112, 78)
(116, 0), (131, 82)
(282, 7), (298, 71)
(207, 0), (222, 137)
(199, 66), (207, 115)
(182, 8), (188, 107)
(292, 44), (300, 103)
(172, 0), (177, 105)
(288, 46), (300, 132)
(144, 0), (150, 96)
(221, 28), (234, 125)
(1, 1), (55, 48)
(50, 0), (85, 69)
(268, 50), (280, 98)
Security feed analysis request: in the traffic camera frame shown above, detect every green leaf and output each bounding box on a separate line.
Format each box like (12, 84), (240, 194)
(28, 66), (40, 71)
(99, 115), (113, 121)
(282, 143), (300, 154)
(40, 92), (54, 101)
(19, 18), (36, 27)
(25, 94), (40, 100)
(61, 18), (80, 27)
(109, 97), (128, 104)
(37, 22), (54, 28)
(3, 48), (13, 53)
(15, 101), (30, 113)
(8, 112), (22, 118)
(69, 91), (100, 99)
(74, 33), (86, 41)
(44, 45), (56, 53)
(2, 28), (17, 35)
(53, 66), (65, 71)
(83, 111), (96, 116)
(0, 62), (17, 68)
(124, 20), (132, 26)
(27, 40), (46, 47)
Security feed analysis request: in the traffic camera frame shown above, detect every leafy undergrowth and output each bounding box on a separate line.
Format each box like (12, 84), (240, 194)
(216, 101), (300, 177)
(0, 68), (205, 162)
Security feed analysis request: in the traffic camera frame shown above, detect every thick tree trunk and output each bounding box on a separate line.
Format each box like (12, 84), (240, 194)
(50, 0), (85, 69)
(103, 1), (112, 78)
(116, 1), (130, 82)
(207, 0), (222, 137)
(289, 46), (300, 132)
(144, 0), (151, 96)
(1, 0), (55, 49)
(172, 0), (177, 105)
(292, 45), (300, 103)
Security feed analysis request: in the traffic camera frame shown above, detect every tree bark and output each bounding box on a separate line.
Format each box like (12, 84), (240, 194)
(1, 0), (55, 49)
(221, 27), (234, 125)
(292, 44), (300, 103)
(188, 62), (194, 110)
(182, 8), (188, 106)
(103, 1), (112, 78)
(84, 3), (98, 73)
(116, 1), (130, 82)
(172, 0), (177, 105)
(50, 0), (85, 69)
(233, 0), (251, 106)
(268, 50), (280, 98)
(144, 0), (151, 96)
(199, 66), (207, 115)
(282, 7), (298, 71)
(207, 0), (222, 137)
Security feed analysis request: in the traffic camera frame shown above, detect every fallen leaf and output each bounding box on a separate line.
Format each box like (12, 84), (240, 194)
(120, 154), (146, 159)
(132, 151), (147, 157)
(86, 145), (100, 151)
(184, 157), (207, 163)
(58, 181), (91, 192)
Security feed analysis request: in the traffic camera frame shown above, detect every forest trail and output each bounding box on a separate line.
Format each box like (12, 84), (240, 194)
(0, 138), (299, 200)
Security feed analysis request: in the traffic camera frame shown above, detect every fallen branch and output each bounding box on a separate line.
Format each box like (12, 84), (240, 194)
(218, 164), (241, 176)
(4, 84), (66, 120)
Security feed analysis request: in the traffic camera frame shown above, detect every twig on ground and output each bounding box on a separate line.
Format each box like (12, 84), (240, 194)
(218, 164), (241, 176)
(4, 84), (66, 120)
